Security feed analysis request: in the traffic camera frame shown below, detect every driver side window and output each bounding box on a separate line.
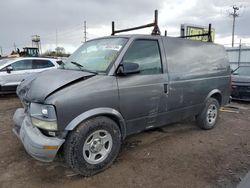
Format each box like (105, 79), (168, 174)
(10, 60), (32, 71)
(122, 39), (162, 75)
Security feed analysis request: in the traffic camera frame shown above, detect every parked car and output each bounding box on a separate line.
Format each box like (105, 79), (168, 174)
(231, 65), (250, 101)
(13, 35), (231, 176)
(0, 57), (61, 94)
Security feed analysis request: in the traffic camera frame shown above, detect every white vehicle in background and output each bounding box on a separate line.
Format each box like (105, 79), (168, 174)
(0, 57), (61, 94)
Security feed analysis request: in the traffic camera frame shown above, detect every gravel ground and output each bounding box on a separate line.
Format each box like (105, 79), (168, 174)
(0, 95), (250, 188)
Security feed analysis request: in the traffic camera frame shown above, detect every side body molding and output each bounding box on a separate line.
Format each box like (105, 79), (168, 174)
(65, 108), (127, 139)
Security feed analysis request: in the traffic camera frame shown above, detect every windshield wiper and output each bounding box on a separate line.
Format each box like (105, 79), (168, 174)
(70, 61), (98, 74)
(70, 61), (83, 69)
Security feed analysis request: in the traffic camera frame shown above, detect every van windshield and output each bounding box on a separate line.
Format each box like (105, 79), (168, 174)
(63, 37), (128, 73)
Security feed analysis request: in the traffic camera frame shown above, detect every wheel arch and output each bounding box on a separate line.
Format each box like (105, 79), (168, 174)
(65, 108), (127, 140)
(206, 89), (222, 105)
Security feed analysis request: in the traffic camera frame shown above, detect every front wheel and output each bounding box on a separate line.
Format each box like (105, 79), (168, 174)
(64, 116), (121, 176)
(196, 98), (220, 130)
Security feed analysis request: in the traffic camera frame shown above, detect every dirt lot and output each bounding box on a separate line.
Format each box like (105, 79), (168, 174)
(0, 95), (250, 188)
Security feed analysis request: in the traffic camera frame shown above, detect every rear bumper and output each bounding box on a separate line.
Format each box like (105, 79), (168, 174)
(13, 108), (65, 162)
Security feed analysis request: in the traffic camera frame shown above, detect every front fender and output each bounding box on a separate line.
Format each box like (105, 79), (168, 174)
(65, 107), (127, 139)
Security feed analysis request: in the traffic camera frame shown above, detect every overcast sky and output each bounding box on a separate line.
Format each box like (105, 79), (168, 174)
(0, 0), (250, 55)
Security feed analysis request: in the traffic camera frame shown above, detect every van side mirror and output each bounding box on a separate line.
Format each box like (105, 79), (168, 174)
(117, 62), (140, 75)
(6, 66), (13, 73)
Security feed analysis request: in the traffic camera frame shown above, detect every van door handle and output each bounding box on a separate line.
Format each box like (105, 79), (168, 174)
(164, 83), (168, 94)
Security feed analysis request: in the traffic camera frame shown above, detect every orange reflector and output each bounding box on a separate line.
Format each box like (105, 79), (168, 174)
(43, 145), (59, 150)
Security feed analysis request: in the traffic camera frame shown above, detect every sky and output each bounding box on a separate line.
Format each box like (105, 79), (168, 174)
(0, 0), (250, 55)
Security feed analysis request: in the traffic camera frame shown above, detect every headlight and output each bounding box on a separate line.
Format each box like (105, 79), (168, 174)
(30, 103), (58, 130)
(31, 117), (57, 130)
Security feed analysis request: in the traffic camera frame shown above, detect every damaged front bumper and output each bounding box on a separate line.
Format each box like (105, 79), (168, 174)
(13, 108), (65, 162)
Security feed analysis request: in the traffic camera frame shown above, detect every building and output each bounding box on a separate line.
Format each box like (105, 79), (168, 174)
(226, 46), (250, 70)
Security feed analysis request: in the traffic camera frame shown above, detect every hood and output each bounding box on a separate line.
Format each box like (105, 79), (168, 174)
(232, 75), (250, 86)
(17, 69), (95, 103)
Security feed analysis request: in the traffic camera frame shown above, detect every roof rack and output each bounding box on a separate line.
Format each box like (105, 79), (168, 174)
(179, 23), (213, 42)
(111, 10), (161, 36)
(111, 10), (213, 43)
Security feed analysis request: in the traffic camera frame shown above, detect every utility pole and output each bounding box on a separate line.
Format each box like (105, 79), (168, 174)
(56, 28), (58, 49)
(229, 5), (240, 47)
(13, 42), (17, 52)
(55, 28), (58, 55)
(39, 40), (42, 55)
(84, 21), (87, 42)
(237, 39), (242, 68)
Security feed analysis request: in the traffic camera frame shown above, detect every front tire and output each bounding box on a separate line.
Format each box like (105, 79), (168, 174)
(64, 116), (121, 176)
(196, 98), (220, 130)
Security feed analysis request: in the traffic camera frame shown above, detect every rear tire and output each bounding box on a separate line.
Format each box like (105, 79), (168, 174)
(196, 98), (220, 130)
(64, 116), (121, 176)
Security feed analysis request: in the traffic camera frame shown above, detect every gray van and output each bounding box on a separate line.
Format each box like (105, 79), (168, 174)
(13, 35), (231, 176)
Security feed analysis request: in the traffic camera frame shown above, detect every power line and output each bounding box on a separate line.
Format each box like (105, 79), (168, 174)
(229, 5), (240, 47)
(40, 24), (83, 40)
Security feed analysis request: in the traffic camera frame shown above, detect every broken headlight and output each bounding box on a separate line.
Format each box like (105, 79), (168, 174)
(29, 103), (58, 130)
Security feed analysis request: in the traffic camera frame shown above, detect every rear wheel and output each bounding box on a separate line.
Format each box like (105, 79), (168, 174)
(64, 116), (121, 176)
(196, 98), (220, 130)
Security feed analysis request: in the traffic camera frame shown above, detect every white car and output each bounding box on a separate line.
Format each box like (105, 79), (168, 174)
(0, 57), (61, 94)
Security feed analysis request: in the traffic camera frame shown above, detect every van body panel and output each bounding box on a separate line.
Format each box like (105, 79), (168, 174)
(14, 34), (231, 143)
(162, 37), (230, 112)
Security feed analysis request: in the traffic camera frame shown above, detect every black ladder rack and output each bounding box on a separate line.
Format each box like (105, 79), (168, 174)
(111, 10), (161, 36)
(111, 10), (213, 42)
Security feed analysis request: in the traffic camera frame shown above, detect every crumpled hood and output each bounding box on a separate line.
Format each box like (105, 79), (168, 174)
(232, 75), (250, 86)
(17, 69), (95, 102)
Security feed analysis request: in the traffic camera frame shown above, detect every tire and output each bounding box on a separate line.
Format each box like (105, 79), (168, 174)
(196, 98), (220, 130)
(64, 116), (121, 176)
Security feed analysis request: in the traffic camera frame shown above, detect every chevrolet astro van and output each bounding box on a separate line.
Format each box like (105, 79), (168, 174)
(13, 35), (231, 176)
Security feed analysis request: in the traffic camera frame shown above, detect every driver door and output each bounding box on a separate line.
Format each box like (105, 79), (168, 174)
(116, 39), (169, 135)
